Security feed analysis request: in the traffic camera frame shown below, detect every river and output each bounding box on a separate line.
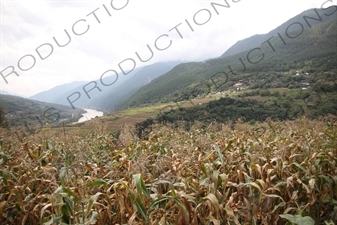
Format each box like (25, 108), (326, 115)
(77, 109), (104, 123)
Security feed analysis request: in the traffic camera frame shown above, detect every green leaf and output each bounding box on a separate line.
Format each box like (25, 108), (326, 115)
(87, 179), (109, 188)
(134, 174), (150, 199)
(224, 140), (233, 152)
(0, 169), (8, 186)
(85, 192), (102, 218)
(129, 190), (149, 222)
(62, 195), (74, 216)
(59, 167), (67, 187)
(62, 187), (76, 198)
(280, 214), (315, 225)
(46, 140), (53, 150)
(213, 144), (224, 164)
(291, 162), (309, 175)
(43, 215), (63, 225)
(149, 196), (171, 210)
(320, 175), (334, 201)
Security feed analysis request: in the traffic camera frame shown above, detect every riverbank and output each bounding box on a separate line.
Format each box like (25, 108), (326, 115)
(76, 109), (104, 123)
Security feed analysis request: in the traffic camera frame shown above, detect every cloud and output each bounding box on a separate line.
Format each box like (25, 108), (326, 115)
(0, 0), (334, 97)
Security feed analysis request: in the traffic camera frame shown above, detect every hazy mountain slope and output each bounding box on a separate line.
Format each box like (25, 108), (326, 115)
(92, 61), (182, 111)
(28, 66), (143, 107)
(122, 62), (208, 107)
(123, 8), (337, 108)
(29, 81), (87, 103)
(0, 95), (85, 127)
(221, 34), (266, 58)
(29, 61), (180, 110)
(0, 90), (11, 95)
(52, 67), (144, 108)
(221, 7), (336, 58)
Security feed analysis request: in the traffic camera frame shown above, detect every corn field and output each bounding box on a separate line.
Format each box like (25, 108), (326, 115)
(0, 116), (336, 225)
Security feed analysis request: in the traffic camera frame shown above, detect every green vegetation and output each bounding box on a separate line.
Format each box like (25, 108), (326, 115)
(128, 82), (336, 139)
(122, 18), (337, 109)
(0, 95), (85, 128)
(0, 117), (336, 224)
(221, 8), (337, 58)
(0, 7), (336, 225)
(0, 106), (8, 128)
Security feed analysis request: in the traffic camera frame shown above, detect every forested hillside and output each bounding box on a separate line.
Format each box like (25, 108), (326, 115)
(92, 61), (181, 111)
(0, 94), (85, 128)
(220, 7), (337, 57)
(29, 61), (181, 110)
(123, 9), (337, 108)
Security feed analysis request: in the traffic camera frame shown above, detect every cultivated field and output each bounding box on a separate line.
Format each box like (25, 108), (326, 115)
(0, 116), (336, 224)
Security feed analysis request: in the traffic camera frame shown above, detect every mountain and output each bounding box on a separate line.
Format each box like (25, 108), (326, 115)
(29, 61), (181, 110)
(91, 61), (182, 111)
(0, 94), (85, 128)
(28, 66), (139, 107)
(221, 34), (266, 58)
(122, 7), (337, 108)
(0, 90), (23, 97)
(0, 90), (11, 95)
(221, 7), (337, 58)
(30, 81), (87, 103)
(51, 67), (143, 108)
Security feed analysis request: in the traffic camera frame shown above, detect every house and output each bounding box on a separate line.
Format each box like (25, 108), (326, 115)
(301, 82), (310, 90)
(233, 82), (247, 91)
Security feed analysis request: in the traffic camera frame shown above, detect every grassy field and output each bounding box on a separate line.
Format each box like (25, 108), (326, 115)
(81, 97), (220, 132)
(87, 88), (271, 131)
(0, 115), (336, 224)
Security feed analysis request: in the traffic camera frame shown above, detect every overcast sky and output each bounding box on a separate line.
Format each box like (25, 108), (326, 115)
(0, 0), (335, 97)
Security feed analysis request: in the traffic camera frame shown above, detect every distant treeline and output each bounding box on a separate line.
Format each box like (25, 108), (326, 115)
(134, 84), (337, 139)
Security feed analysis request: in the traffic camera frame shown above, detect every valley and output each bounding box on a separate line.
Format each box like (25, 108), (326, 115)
(0, 5), (337, 225)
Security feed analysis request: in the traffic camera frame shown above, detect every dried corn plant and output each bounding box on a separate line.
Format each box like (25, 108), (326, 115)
(0, 116), (336, 224)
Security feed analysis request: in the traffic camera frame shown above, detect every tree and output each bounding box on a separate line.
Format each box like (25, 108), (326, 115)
(0, 106), (8, 128)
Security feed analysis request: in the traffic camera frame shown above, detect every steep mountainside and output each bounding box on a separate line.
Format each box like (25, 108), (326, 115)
(122, 8), (337, 108)
(30, 81), (87, 103)
(0, 94), (85, 127)
(29, 61), (181, 110)
(221, 7), (336, 57)
(29, 67), (142, 107)
(90, 61), (181, 111)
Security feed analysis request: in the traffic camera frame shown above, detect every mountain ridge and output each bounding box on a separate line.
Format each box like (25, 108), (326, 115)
(0, 94), (85, 127)
(122, 7), (337, 108)
(29, 61), (181, 110)
(221, 7), (337, 58)
(29, 81), (88, 103)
